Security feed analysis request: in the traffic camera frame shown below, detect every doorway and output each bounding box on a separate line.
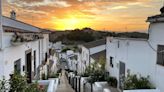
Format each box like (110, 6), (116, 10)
(26, 50), (32, 83)
(119, 61), (125, 89)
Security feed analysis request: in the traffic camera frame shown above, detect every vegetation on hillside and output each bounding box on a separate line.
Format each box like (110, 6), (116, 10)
(49, 27), (148, 45)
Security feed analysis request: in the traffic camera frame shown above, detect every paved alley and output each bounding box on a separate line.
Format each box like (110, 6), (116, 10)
(56, 70), (75, 92)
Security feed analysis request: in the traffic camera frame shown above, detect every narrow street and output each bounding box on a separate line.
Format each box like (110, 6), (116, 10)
(56, 61), (75, 92)
(56, 70), (75, 92)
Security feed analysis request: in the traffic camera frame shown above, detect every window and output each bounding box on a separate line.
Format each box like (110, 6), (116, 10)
(110, 57), (114, 68)
(34, 51), (36, 75)
(157, 45), (164, 66)
(45, 52), (48, 61)
(14, 59), (21, 74)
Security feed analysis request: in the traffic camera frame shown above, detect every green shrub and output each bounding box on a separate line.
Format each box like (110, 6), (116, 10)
(0, 77), (9, 92)
(82, 57), (106, 83)
(0, 72), (47, 92)
(124, 74), (155, 90)
(41, 73), (47, 80)
(81, 72), (90, 77)
(65, 69), (69, 71)
(107, 76), (118, 88)
(48, 73), (59, 78)
(61, 47), (71, 52)
(25, 82), (39, 92)
(68, 70), (74, 73)
(9, 72), (27, 92)
(57, 69), (62, 73)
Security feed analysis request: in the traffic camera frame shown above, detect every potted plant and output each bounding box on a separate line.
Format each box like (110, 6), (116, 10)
(123, 74), (157, 92)
(48, 73), (59, 78)
(41, 73), (47, 80)
(107, 76), (117, 88)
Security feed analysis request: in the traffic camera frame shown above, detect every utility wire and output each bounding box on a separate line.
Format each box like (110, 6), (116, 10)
(109, 37), (164, 53)
(147, 40), (164, 53)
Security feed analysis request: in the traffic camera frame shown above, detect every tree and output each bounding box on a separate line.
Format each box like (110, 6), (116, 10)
(83, 57), (106, 92)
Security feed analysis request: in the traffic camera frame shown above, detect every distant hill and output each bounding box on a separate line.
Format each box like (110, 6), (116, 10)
(49, 28), (148, 45)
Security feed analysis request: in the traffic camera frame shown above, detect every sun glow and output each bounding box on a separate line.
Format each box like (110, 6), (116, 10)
(53, 17), (91, 30)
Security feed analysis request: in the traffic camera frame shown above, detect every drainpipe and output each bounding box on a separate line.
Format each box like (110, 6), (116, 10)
(0, 0), (3, 50)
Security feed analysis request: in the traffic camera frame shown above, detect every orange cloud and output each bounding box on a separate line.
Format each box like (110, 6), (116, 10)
(2, 0), (163, 32)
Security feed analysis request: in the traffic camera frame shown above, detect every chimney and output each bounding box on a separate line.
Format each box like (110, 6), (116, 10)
(10, 10), (16, 20)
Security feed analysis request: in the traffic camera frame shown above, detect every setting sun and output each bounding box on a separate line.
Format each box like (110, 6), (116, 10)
(53, 17), (91, 30)
(3, 0), (163, 31)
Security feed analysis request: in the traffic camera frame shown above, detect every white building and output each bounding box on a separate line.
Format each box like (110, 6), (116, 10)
(0, 8), (51, 82)
(48, 41), (64, 72)
(90, 50), (106, 64)
(50, 41), (63, 52)
(79, 39), (106, 73)
(67, 52), (78, 71)
(106, 7), (164, 92)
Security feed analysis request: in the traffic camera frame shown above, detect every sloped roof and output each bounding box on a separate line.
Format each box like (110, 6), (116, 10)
(3, 26), (39, 33)
(146, 7), (164, 23)
(40, 29), (52, 34)
(2, 16), (46, 33)
(90, 50), (106, 61)
(83, 39), (106, 49)
(147, 14), (164, 22)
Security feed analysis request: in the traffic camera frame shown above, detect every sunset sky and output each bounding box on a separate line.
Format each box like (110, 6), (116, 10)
(2, 0), (163, 32)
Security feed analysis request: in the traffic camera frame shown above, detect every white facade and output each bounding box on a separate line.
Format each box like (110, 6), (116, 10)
(66, 50), (78, 71)
(0, 14), (50, 80)
(106, 8), (164, 92)
(147, 22), (164, 92)
(0, 33), (49, 80)
(106, 38), (153, 86)
(80, 40), (106, 73)
(52, 41), (62, 51)
(0, 0), (3, 49)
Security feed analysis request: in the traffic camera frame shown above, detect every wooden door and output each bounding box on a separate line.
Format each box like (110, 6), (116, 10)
(26, 52), (32, 83)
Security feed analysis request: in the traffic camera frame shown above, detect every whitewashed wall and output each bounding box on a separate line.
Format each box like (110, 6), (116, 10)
(123, 89), (160, 92)
(106, 37), (153, 88)
(0, 51), (4, 79)
(77, 52), (82, 73)
(106, 38), (118, 79)
(0, 0), (3, 49)
(81, 46), (89, 73)
(43, 34), (49, 54)
(80, 44), (106, 73)
(148, 22), (164, 92)
(90, 45), (106, 55)
(0, 32), (49, 79)
(3, 33), (12, 48)
(52, 41), (62, 50)
(2, 38), (40, 79)
(40, 34), (49, 64)
(0, 15), (50, 80)
(106, 22), (164, 92)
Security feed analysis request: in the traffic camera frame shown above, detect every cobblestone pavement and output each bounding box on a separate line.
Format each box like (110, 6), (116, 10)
(56, 70), (75, 92)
